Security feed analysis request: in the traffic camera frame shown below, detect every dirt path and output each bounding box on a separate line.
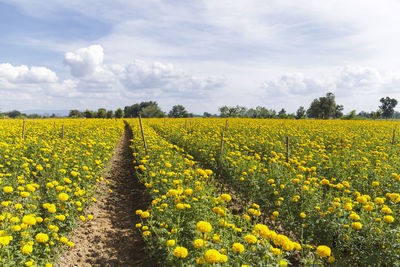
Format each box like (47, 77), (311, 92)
(58, 124), (154, 267)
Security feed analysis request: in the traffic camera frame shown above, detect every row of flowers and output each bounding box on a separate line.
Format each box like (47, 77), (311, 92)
(149, 118), (400, 266)
(0, 119), (124, 266)
(128, 120), (330, 266)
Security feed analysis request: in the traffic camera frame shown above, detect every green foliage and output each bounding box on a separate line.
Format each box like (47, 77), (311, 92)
(124, 101), (164, 118)
(295, 106), (306, 119)
(307, 92), (342, 119)
(115, 108), (124, 118)
(379, 97), (398, 118)
(68, 110), (83, 118)
(106, 110), (113, 118)
(168, 105), (189, 118)
(96, 108), (106, 118)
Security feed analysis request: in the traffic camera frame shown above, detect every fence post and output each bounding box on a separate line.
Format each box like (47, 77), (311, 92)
(393, 127), (396, 145)
(139, 115), (148, 155)
(22, 119), (26, 139)
(285, 136), (289, 163)
(62, 124), (65, 140)
(220, 132), (224, 155)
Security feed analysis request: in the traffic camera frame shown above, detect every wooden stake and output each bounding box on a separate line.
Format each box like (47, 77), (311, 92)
(224, 119), (228, 133)
(139, 115), (148, 155)
(393, 127), (396, 145)
(185, 119), (187, 131)
(164, 117), (166, 127)
(340, 137), (343, 147)
(285, 136), (289, 163)
(62, 124), (64, 140)
(220, 132), (224, 156)
(22, 119), (26, 139)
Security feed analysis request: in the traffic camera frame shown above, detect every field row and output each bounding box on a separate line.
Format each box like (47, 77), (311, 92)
(0, 119), (124, 266)
(128, 119), (333, 266)
(144, 118), (400, 266)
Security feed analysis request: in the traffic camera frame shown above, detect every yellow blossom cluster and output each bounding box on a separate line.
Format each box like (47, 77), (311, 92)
(0, 119), (123, 266)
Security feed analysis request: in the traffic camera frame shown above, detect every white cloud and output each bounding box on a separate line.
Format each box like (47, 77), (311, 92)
(0, 63), (58, 84)
(63, 45), (104, 77)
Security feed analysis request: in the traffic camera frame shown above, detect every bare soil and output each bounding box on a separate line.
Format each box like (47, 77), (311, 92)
(58, 124), (156, 267)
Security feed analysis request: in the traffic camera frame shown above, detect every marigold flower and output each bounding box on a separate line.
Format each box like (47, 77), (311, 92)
(21, 244), (33, 254)
(196, 221), (212, 233)
(244, 235), (257, 244)
(383, 215), (394, 223)
(220, 194), (232, 202)
(173, 246), (188, 258)
(316, 245), (331, 257)
(166, 239), (175, 247)
(204, 249), (221, 263)
(3, 186), (13, 193)
(351, 222), (362, 230)
(193, 239), (205, 249)
(35, 233), (49, 243)
(58, 193), (69, 202)
(232, 242), (245, 253)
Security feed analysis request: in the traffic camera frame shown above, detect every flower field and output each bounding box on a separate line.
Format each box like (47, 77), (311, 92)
(2, 117), (398, 266)
(132, 118), (400, 266)
(0, 119), (124, 266)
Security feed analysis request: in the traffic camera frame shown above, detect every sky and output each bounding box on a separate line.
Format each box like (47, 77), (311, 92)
(1, 0), (400, 115)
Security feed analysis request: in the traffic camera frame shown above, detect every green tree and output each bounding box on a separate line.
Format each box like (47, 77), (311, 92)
(169, 105), (189, 118)
(141, 104), (165, 118)
(68, 110), (82, 118)
(115, 108), (124, 118)
(83, 110), (95, 118)
(219, 105), (247, 117)
(7, 110), (22, 118)
(106, 110), (113, 118)
(335, 105), (344, 118)
(97, 108), (106, 118)
(278, 108), (287, 119)
(295, 106), (306, 119)
(379, 97), (398, 119)
(307, 92), (341, 119)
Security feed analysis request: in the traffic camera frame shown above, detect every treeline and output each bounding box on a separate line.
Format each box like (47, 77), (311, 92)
(68, 101), (196, 119)
(2, 93), (398, 120)
(215, 93), (399, 120)
(0, 110), (56, 119)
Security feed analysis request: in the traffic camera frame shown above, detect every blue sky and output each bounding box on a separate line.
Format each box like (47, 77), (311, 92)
(1, 0), (400, 114)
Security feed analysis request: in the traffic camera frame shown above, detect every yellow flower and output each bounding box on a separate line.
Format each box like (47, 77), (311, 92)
(193, 239), (206, 249)
(270, 246), (282, 255)
(58, 193), (69, 202)
(300, 212), (306, 218)
(21, 244), (33, 254)
(141, 211), (150, 218)
(166, 239), (175, 247)
(204, 249), (221, 263)
(272, 211), (279, 217)
(3, 186), (13, 193)
(351, 222), (362, 230)
(279, 260), (288, 266)
(244, 235), (257, 244)
(35, 233), (49, 243)
(196, 221), (212, 233)
(232, 242), (245, 253)
(220, 194), (232, 202)
(173, 246), (188, 258)
(316, 245), (331, 257)
(22, 215), (36, 226)
(383, 215), (394, 223)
